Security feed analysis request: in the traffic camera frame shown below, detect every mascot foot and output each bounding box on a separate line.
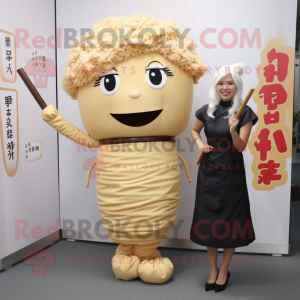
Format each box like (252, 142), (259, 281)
(138, 256), (174, 284)
(112, 254), (141, 281)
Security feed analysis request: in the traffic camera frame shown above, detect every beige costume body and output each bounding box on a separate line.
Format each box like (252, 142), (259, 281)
(42, 105), (191, 283)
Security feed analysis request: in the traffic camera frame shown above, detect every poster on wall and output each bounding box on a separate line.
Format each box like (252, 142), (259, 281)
(56, 0), (297, 254)
(250, 40), (294, 191)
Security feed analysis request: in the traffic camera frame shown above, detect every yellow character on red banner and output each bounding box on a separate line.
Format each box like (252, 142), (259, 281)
(41, 13), (206, 283)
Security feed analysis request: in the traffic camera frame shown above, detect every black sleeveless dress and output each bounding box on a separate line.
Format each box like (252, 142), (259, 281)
(190, 99), (258, 248)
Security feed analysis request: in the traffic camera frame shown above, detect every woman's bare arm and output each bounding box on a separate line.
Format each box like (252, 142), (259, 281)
(231, 120), (253, 152)
(191, 119), (213, 153)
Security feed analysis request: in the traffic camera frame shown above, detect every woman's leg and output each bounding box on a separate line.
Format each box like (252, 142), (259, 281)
(216, 247), (236, 284)
(206, 247), (219, 283)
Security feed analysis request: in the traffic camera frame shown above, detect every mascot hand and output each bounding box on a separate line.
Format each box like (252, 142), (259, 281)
(41, 105), (59, 122)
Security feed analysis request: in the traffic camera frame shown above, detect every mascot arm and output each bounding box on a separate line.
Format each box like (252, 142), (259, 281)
(178, 154), (192, 183)
(41, 104), (100, 148)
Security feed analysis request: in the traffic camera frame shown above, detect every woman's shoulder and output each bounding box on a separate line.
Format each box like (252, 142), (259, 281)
(240, 104), (257, 116)
(239, 104), (258, 127)
(243, 104), (254, 111)
(195, 104), (209, 114)
(195, 104), (209, 123)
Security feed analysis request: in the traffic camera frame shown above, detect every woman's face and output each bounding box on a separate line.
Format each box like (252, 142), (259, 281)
(216, 74), (237, 101)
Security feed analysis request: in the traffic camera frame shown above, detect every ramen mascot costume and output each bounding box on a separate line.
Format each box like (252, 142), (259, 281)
(41, 13), (206, 283)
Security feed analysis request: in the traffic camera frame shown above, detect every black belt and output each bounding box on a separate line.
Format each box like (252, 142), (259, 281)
(99, 136), (176, 145)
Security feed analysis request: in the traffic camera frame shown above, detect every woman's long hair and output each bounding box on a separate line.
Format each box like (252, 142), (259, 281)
(207, 63), (244, 122)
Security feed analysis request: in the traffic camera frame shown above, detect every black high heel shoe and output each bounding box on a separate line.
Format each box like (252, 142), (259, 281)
(214, 270), (230, 292)
(205, 269), (220, 291)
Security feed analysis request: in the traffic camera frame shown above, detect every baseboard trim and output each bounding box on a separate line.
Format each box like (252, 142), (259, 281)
(160, 238), (289, 255)
(61, 229), (289, 255)
(0, 230), (60, 271)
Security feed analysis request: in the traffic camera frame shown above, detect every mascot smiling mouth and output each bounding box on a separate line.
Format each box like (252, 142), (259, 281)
(110, 109), (163, 127)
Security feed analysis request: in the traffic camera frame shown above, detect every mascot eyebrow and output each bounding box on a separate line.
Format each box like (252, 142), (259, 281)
(146, 60), (174, 76)
(93, 68), (118, 87)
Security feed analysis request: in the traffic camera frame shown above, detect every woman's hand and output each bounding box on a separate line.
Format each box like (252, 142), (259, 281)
(199, 144), (214, 153)
(229, 113), (239, 134)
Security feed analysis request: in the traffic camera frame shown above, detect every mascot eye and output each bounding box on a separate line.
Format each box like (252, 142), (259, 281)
(145, 66), (172, 89)
(94, 72), (120, 95)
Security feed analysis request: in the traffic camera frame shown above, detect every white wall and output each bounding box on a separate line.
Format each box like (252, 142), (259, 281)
(0, 0), (59, 258)
(56, 0), (297, 251)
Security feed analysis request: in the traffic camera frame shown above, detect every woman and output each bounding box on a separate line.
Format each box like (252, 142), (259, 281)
(190, 63), (258, 292)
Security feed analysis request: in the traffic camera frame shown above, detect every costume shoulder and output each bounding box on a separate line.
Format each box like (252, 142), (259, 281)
(195, 104), (209, 124)
(239, 105), (258, 128)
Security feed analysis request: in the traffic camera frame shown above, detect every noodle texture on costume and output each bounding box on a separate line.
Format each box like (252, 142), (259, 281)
(41, 13), (206, 284)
